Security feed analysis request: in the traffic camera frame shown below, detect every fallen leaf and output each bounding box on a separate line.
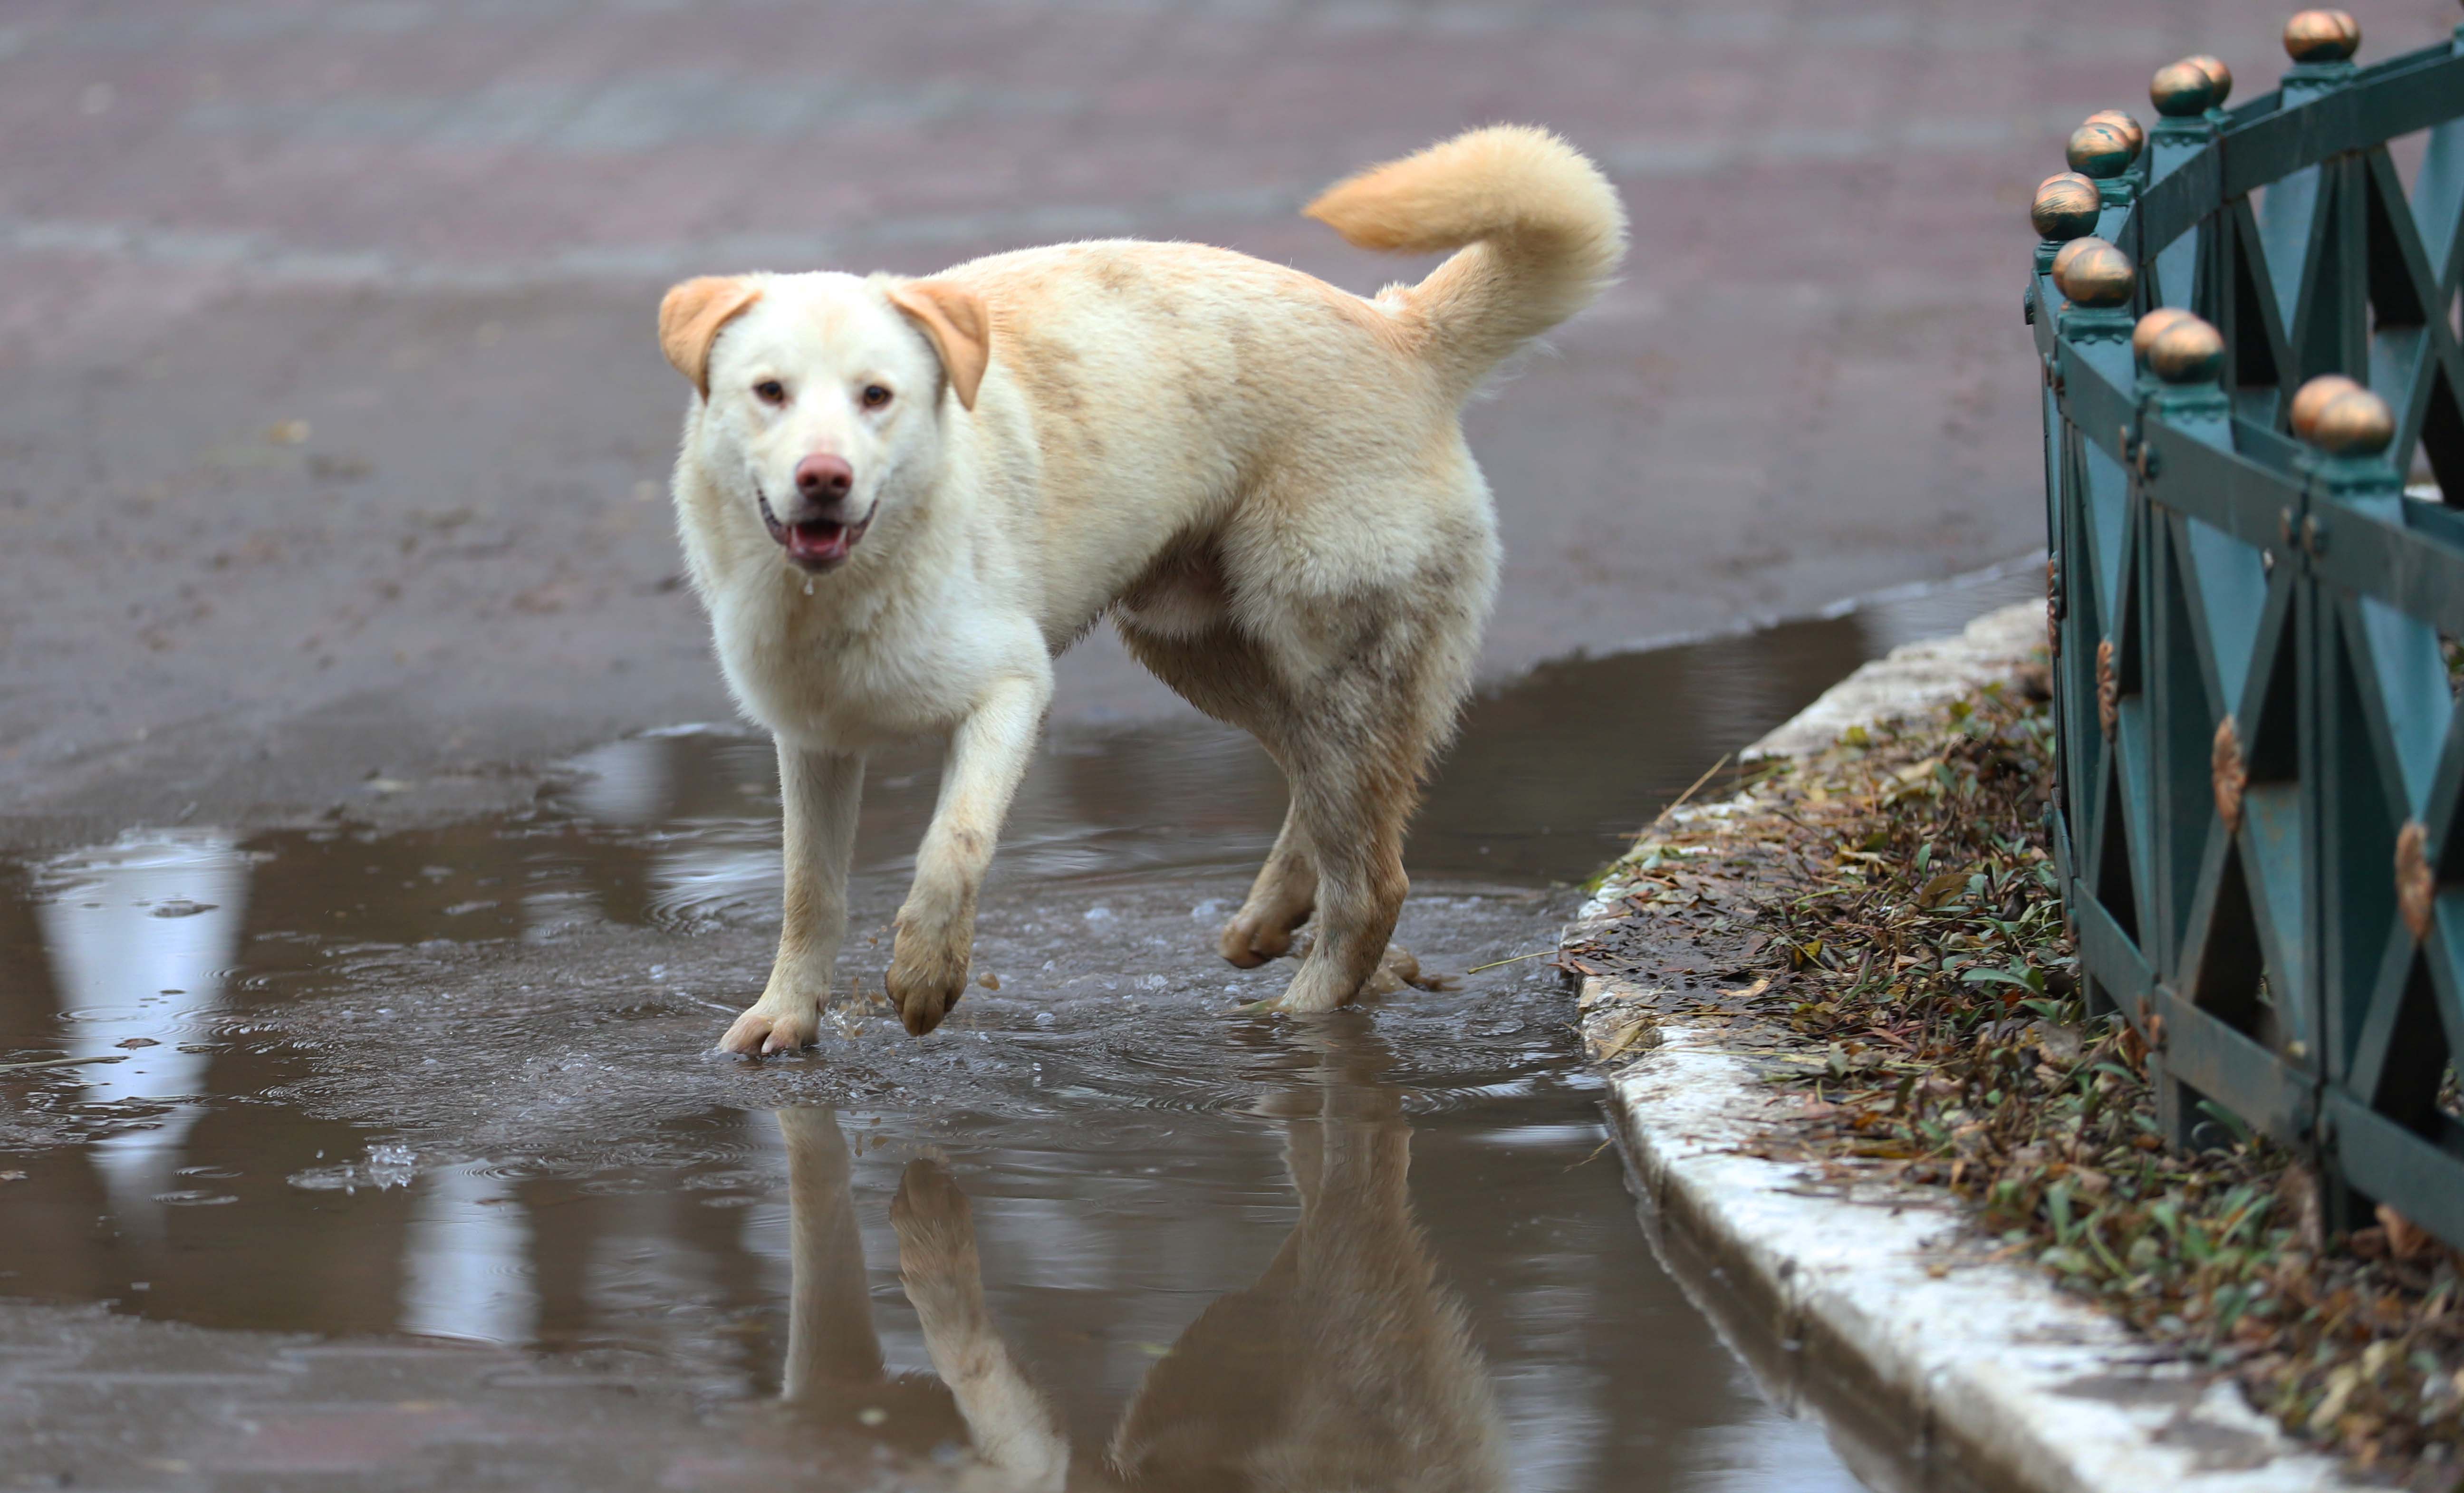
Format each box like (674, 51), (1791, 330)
(1918, 870), (1970, 908)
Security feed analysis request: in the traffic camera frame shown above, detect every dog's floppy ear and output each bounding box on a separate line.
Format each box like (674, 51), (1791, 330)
(658, 276), (763, 400)
(885, 279), (990, 411)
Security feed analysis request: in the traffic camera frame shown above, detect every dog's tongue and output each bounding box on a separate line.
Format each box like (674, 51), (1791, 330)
(787, 520), (850, 565)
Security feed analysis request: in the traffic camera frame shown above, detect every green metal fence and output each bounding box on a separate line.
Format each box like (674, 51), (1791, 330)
(2031, 7), (2464, 1245)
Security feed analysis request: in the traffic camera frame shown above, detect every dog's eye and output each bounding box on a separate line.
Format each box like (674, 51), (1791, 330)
(861, 384), (893, 409)
(753, 380), (787, 405)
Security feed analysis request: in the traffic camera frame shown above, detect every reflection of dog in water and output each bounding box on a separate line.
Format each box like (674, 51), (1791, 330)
(774, 1039), (1506, 1490)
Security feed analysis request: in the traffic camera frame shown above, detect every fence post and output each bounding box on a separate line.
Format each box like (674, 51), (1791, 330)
(2144, 61), (2222, 314)
(2286, 376), (2426, 1238)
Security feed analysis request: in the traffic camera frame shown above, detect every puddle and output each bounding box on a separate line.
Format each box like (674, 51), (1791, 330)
(0, 565), (2036, 1490)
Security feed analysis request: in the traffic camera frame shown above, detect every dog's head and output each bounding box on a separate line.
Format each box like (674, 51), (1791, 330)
(658, 271), (990, 574)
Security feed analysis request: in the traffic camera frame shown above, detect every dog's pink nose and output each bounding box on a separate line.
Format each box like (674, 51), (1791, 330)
(795, 453), (854, 501)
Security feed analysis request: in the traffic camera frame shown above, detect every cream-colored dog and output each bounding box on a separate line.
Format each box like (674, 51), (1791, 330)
(657, 126), (1626, 1053)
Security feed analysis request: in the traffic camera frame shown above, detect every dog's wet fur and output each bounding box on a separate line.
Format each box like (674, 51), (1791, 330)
(656, 126), (1628, 1052)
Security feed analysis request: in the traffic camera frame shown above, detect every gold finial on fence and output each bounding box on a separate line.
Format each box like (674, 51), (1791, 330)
(2067, 118), (2139, 178)
(2151, 61), (2219, 117)
(2132, 308), (2193, 362)
(2143, 313), (2225, 383)
(2031, 172), (2103, 241)
(2283, 8), (2361, 62)
(2083, 109), (2146, 156)
(2184, 55), (2233, 105)
(2290, 374), (2394, 455)
(2290, 374), (2361, 431)
(2052, 238), (2135, 308)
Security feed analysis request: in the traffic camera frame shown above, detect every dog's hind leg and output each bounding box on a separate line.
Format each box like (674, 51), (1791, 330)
(1270, 723), (1417, 1014)
(1116, 617), (1318, 966)
(1251, 560), (1485, 1015)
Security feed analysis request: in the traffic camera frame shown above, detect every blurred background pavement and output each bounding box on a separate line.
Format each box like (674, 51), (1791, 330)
(1, 0), (2453, 829)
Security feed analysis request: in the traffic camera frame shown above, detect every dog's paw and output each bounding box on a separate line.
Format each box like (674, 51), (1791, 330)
(887, 923), (969, 1036)
(719, 995), (820, 1056)
(1266, 942), (1424, 1015)
(1266, 982), (1348, 1015)
(1217, 909), (1300, 968)
(1323, 943), (1438, 1004)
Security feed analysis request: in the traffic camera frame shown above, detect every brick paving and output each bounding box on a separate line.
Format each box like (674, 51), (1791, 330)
(0, 0), (2454, 819)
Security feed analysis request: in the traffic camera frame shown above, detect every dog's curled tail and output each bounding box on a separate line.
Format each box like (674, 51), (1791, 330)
(1304, 125), (1626, 396)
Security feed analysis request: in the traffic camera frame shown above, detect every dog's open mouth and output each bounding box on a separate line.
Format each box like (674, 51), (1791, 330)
(759, 491), (870, 572)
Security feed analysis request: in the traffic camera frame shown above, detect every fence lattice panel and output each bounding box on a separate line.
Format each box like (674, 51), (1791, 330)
(2033, 12), (2464, 1242)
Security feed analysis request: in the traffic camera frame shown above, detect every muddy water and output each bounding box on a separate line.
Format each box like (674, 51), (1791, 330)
(0, 568), (2036, 1491)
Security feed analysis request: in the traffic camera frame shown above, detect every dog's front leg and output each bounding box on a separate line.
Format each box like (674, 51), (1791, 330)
(722, 742), (865, 1055)
(889, 672), (1049, 1036)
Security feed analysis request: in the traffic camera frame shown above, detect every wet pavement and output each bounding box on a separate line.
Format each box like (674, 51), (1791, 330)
(0, 566), (2034, 1491)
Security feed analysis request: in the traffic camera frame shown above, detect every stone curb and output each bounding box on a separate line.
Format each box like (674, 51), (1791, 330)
(1746, 600), (2051, 761)
(1574, 600), (2361, 1493)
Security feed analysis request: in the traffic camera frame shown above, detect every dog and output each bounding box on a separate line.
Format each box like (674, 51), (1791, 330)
(656, 126), (1627, 1053)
